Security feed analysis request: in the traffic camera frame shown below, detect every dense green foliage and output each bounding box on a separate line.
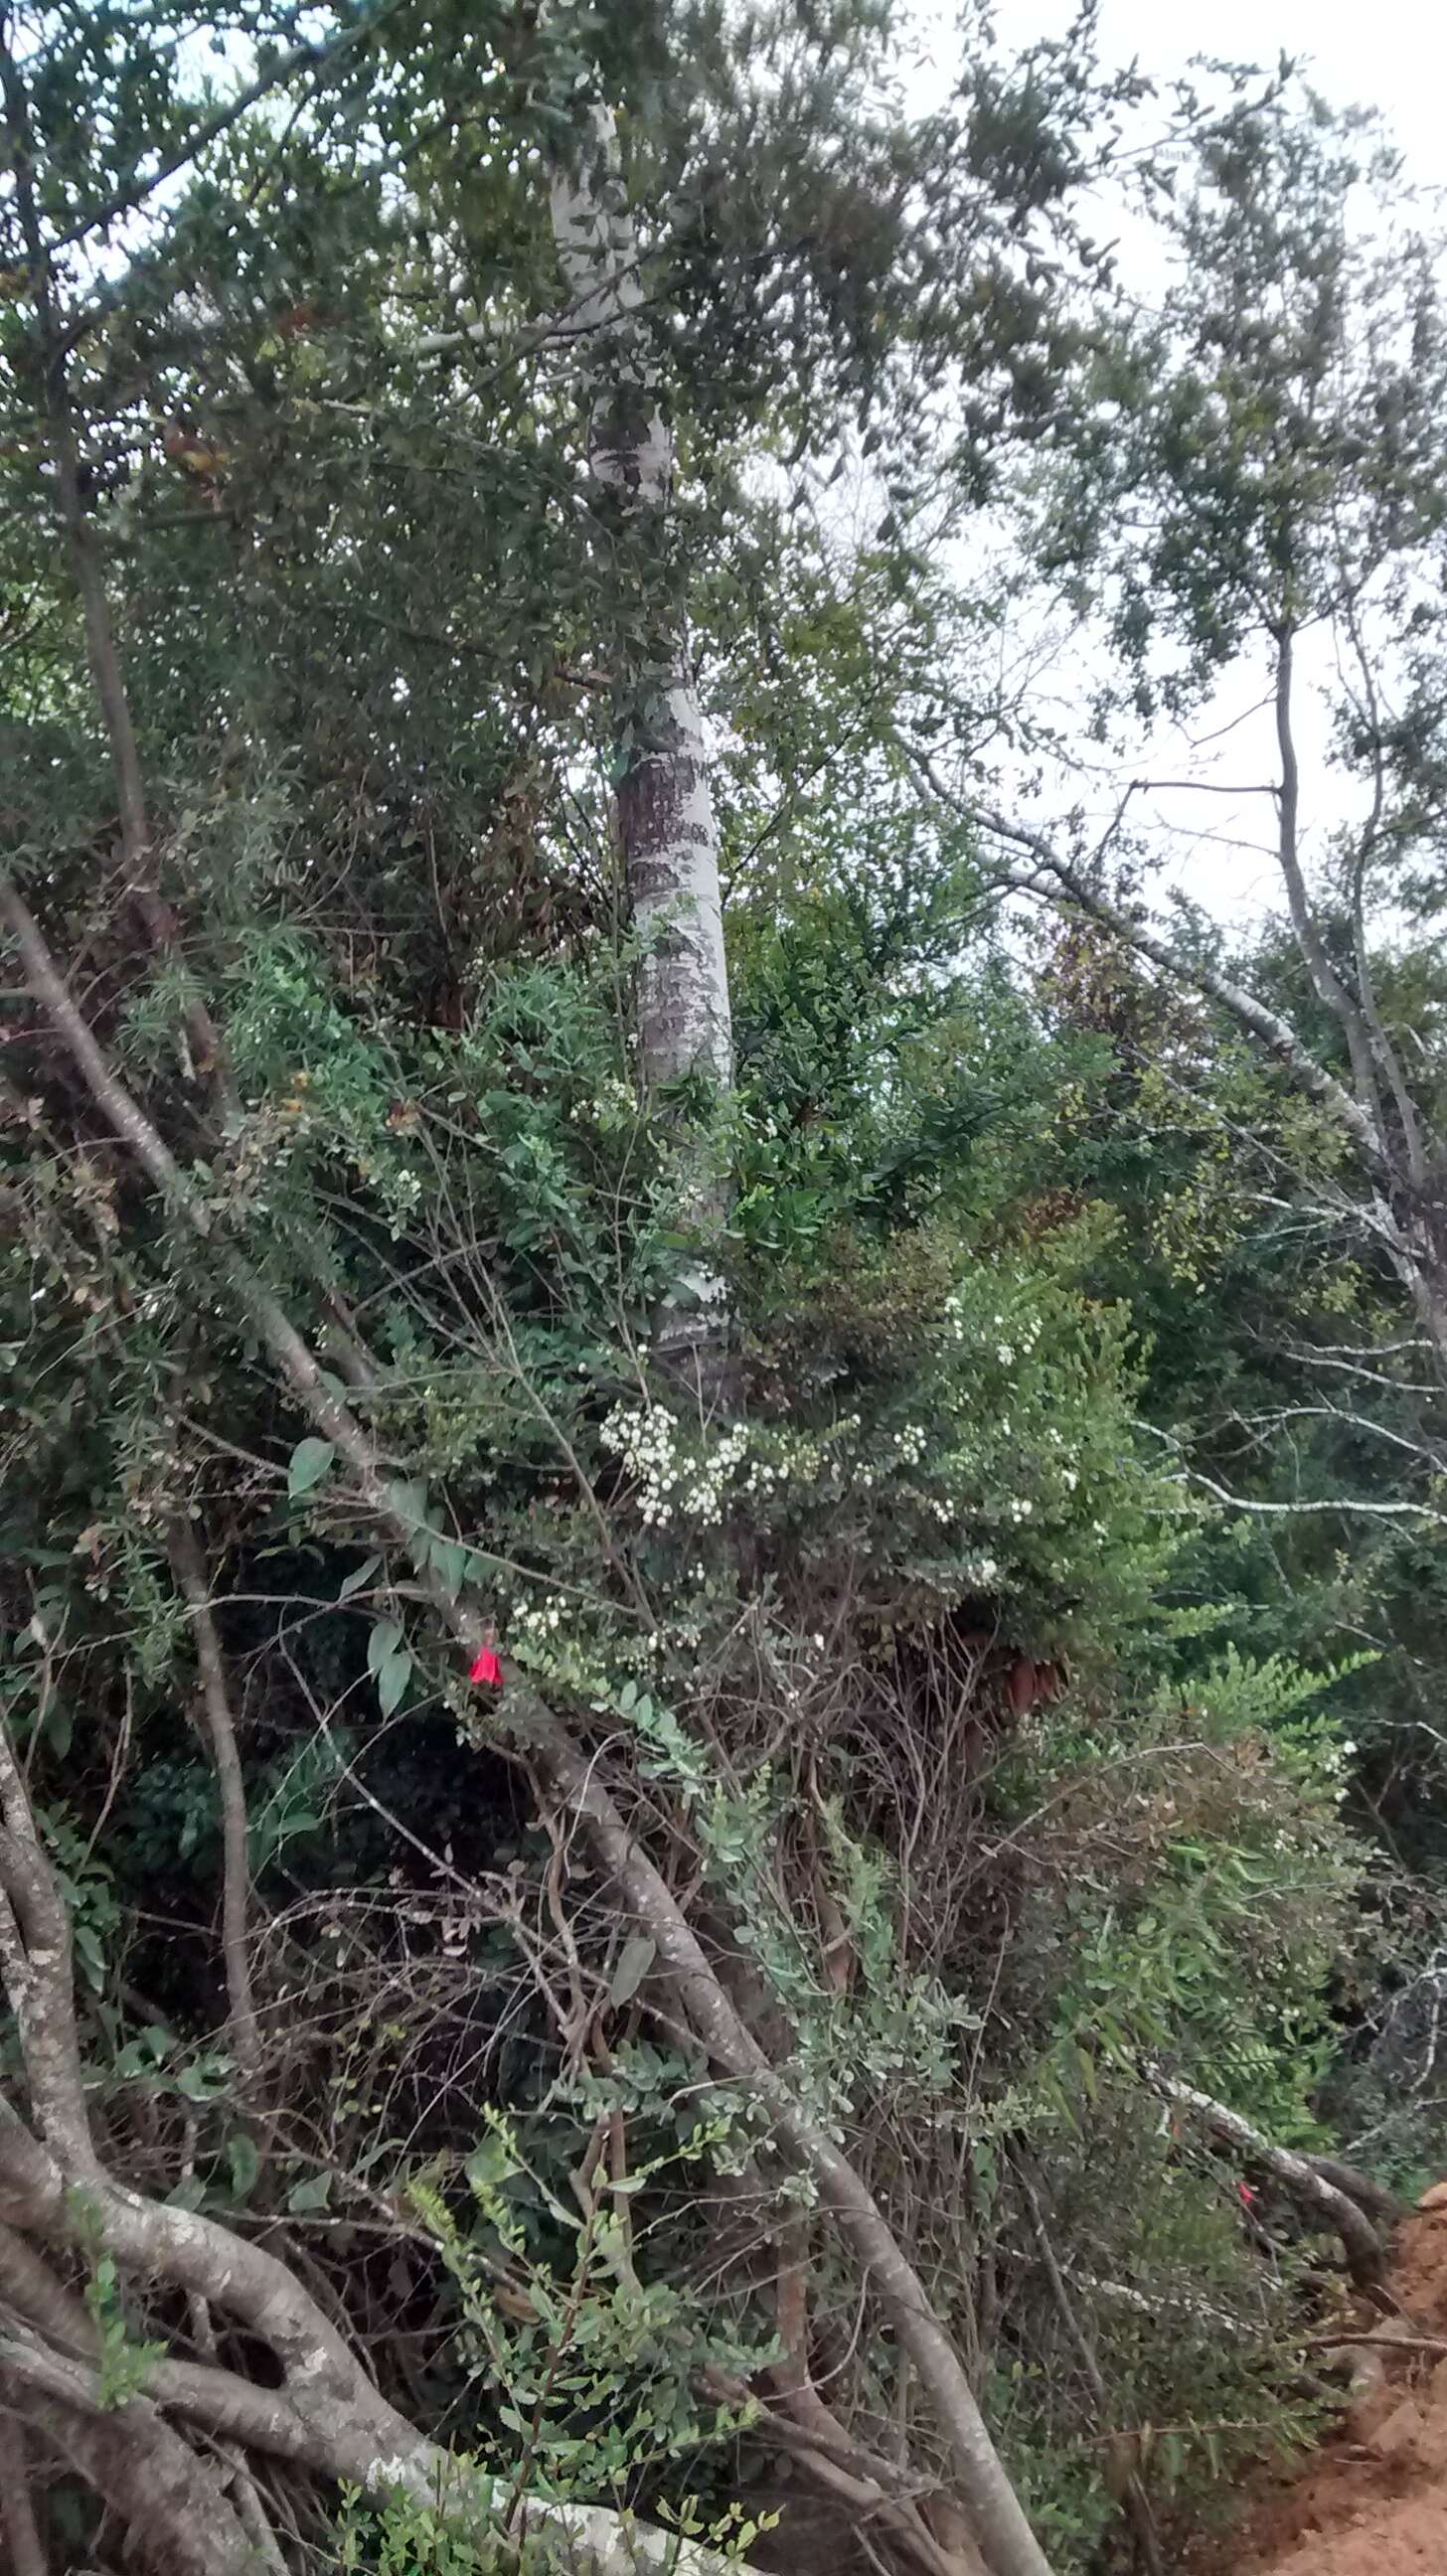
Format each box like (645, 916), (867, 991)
(0, 9), (1443, 2576)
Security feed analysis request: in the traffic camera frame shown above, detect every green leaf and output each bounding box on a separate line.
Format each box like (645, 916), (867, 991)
(287, 1437), (335, 1499)
(366, 1618), (403, 1679)
(385, 1478), (428, 1533)
(287, 2172), (333, 2214)
(465, 2134), (514, 2197)
(429, 1536), (468, 1601)
(73, 1920), (104, 1991)
(608, 1935), (656, 2009)
(377, 1647), (412, 1717)
(226, 2132), (259, 2202)
(339, 1554), (381, 1600)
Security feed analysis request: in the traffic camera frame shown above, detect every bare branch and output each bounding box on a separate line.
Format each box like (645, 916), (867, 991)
(1148, 2070), (1385, 2285)
(1270, 629), (1385, 1137)
(968, 798), (1384, 1161)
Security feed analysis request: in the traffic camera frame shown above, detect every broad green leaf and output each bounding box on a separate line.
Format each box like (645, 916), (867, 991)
(287, 1437), (335, 1499)
(377, 1647), (412, 1716)
(367, 1618), (403, 1679)
(608, 1935), (656, 2009)
(429, 1536), (468, 1601)
(385, 1478), (428, 1532)
(286, 2172), (334, 2214)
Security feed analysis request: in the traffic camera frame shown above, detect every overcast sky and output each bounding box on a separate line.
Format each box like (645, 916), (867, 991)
(1008, 0), (1447, 194)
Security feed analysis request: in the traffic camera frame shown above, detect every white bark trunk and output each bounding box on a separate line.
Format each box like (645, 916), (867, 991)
(550, 104), (732, 1097)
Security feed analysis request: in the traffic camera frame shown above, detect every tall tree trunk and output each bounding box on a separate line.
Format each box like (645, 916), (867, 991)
(550, 102), (732, 1101)
(550, 100), (732, 1362)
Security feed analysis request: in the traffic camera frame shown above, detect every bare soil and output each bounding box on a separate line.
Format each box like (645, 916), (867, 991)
(1219, 2193), (1447, 2576)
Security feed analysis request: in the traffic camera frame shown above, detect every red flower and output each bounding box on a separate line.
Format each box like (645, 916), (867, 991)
(1236, 2181), (1256, 2209)
(469, 1647), (504, 1689)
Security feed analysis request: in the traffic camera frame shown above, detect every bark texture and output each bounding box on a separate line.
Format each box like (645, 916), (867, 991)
(550, 103), (732, 1099)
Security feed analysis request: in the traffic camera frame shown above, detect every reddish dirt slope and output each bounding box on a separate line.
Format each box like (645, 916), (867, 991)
(1225, 2196), (1447, 2576)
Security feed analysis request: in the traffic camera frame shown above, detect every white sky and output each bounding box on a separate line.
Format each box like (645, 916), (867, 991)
(1008, 0), (1447, 196)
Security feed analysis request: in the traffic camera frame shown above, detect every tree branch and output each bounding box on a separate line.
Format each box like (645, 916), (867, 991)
(1148, 2070), (1386, 2286)
(0, 2334), (255, 2576)
(0, 26), (231, 1098)
(46, 1), (406, 257)
(1271, 628), (1385, 1137)
(166, 1521), (263, 2096)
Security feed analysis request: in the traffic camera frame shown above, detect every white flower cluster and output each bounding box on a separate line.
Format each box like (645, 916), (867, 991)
(381, 1164), (422, 1237)
(1044, 1425), (1082, 1498)
(513, 1591), (569, 1643)
(943, 1289), (1045, 1369)
(600, 1403), (825, 1529)
(570, 1073), (636, 1133)
(1324, 1736), (1358, 1803)
(601, 1403), (746, 1528)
